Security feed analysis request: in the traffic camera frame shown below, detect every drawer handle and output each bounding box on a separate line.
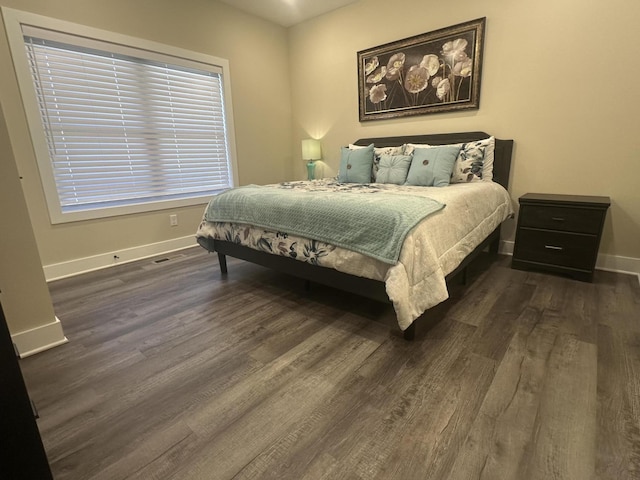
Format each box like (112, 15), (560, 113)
(551, 217), (565, 222)
(544, 245), (564, 251)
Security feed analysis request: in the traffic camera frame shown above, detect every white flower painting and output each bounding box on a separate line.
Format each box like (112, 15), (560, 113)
(358, 18), (485, 121)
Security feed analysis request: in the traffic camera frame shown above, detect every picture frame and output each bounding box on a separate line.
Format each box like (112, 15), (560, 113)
(357, 17), (485, 122)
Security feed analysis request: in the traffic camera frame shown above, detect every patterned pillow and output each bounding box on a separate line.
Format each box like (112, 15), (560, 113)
(481, 136), (495, 181)
(450, 143), (487, 183)
(375, 154), (412, 184)
(349, 144), (405, 181)
(403, 143), (433, 155)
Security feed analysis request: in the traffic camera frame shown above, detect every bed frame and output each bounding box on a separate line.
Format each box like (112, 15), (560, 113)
(199, 132), (513, 340)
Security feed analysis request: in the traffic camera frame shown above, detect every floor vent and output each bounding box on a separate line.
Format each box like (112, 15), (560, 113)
(153, 257), (171, 264)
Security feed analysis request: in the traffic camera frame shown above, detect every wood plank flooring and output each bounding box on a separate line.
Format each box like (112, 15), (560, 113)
(19, 247), (640, 479)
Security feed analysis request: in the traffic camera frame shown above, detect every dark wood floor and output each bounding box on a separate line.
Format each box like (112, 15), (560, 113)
(20, 247), (640, 479)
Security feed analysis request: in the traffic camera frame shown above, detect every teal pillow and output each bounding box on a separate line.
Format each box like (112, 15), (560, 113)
(375, 154), (412, 184)
(405, 145), (462, 187)
(338, 144), (374, 183)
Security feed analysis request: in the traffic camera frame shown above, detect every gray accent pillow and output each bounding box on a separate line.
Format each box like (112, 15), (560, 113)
(375, 154), (412, 185)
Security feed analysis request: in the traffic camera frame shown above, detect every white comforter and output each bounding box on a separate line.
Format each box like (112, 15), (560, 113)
(196, 180), (513, 330)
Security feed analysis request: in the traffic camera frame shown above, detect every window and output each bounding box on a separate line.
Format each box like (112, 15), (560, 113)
(3, 9), (237, 223)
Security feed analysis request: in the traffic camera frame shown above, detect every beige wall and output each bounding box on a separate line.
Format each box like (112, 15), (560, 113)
(0, 0), (293, 266)
(289, 0), (640, 259)
(0, 104), (56, 334)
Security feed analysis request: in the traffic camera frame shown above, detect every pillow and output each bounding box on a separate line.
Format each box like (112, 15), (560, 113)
(450, 143), (487, 183)
(405, 144), (461, 187)
(338, 144), (374, 183)
(481, 136), (495, 181)
(375, 154), (412, 184)
(349, 144), (405, 181)
(403, 143), (432, 155)
(406, 137), (496, 181)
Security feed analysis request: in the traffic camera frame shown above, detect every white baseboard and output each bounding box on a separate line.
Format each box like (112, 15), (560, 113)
(44, 235), (197, 281)
(595, 253), (640, 282)
(499, 240), (515, 256)
(500, 240), (640, 283)
(11, 316), (68, 358)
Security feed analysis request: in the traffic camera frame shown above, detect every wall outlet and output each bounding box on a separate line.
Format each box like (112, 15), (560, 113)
(169, 214), (178, 226)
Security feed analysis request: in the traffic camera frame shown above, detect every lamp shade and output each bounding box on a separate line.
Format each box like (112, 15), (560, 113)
(301, 138), (321, 160)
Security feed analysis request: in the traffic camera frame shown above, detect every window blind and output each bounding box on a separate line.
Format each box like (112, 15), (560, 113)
(23, 32), (232, 213)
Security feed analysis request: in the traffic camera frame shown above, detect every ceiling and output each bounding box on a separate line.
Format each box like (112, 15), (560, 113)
(218, 0), (360, 27)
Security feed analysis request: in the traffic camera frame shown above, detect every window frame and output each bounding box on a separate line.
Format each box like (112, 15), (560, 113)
(2, 7), (239, 224)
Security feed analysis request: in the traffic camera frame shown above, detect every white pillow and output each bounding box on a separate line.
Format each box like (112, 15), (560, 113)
(348, 144), (405, 157)
(403, 143), (432, 155)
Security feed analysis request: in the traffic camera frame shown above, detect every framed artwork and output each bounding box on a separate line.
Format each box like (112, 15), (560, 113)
(357, 17), (485, 122)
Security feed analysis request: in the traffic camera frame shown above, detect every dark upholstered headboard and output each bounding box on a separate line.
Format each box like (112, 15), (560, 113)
(353, 131), (513, 190)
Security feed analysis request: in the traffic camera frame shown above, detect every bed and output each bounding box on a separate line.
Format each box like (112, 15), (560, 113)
(196, 131), (514, 340)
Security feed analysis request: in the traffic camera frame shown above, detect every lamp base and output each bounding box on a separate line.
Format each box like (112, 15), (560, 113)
(306, 160), (316, 180)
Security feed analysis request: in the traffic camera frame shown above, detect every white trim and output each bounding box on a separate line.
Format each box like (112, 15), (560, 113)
(595, 253), (640, 283)
(500, 240), (640, 284)
(43, 235), (197, 281)
(1, 7), (239, 224)
(11, 316), (68, 358)
(499, 239), (515, 256)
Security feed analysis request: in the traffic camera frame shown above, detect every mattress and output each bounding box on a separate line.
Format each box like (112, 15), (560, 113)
(196, 179), (513, 330)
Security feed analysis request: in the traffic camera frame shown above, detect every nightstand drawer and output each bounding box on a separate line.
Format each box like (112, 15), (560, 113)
(519, 205), (603, 234)
(514, 229), (599, 270)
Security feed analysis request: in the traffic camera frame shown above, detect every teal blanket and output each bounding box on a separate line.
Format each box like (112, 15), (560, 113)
(204, 185), (445, 264)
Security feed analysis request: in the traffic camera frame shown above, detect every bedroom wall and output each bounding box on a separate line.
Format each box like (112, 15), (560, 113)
(288, 0), (640, 265)
(0, 0), (293, 269)
(0, 103), (62, 350)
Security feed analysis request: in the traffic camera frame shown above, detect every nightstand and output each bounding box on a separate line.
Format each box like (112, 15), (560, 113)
(512, 193), (610, 282)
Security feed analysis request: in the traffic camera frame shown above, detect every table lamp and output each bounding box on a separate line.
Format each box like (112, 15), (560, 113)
(301, 138), (321, 180)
